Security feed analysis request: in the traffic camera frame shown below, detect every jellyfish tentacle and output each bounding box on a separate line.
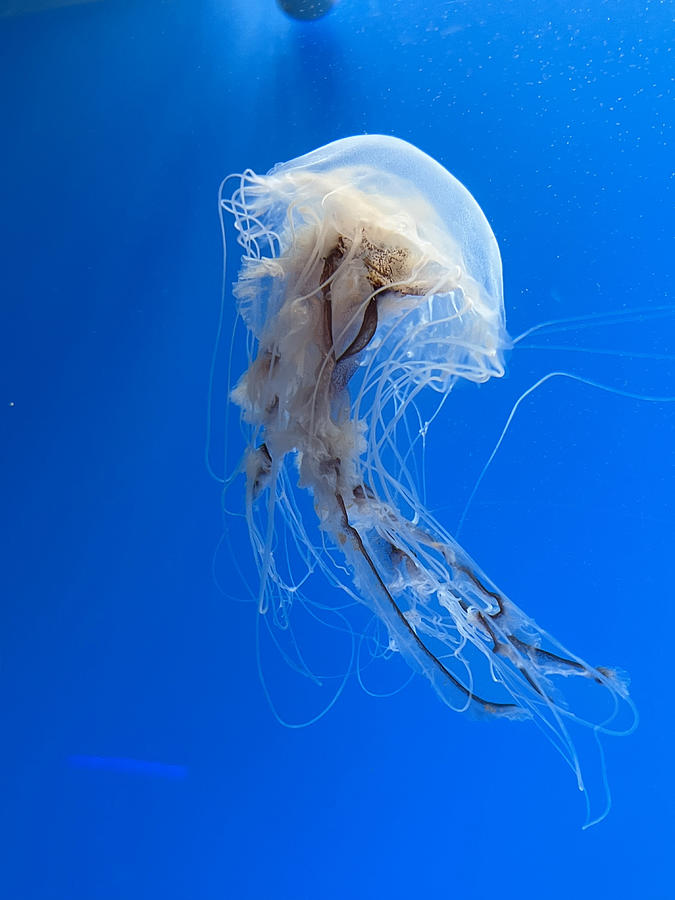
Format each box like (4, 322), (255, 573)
(455, 563), (505, 616)
(334, 490), (522, 716)
(453, 561), (596, 676)
(352, 485), (619, 709)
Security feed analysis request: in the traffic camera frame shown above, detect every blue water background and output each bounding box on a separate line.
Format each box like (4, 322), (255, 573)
(2, 1), (674, 897)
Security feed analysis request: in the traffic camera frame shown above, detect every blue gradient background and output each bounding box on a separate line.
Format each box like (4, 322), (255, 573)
(2, 1), (673, 897)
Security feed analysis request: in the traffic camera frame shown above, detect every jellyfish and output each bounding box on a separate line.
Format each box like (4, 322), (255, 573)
(218, 135), (636, 825)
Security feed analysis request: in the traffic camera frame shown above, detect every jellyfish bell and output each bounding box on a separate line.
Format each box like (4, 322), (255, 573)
(220, 135), (639, 827)
(227, 135), (507, 396)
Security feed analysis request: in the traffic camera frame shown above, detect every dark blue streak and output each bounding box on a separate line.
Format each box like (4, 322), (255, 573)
(68, 755), (188, 779)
